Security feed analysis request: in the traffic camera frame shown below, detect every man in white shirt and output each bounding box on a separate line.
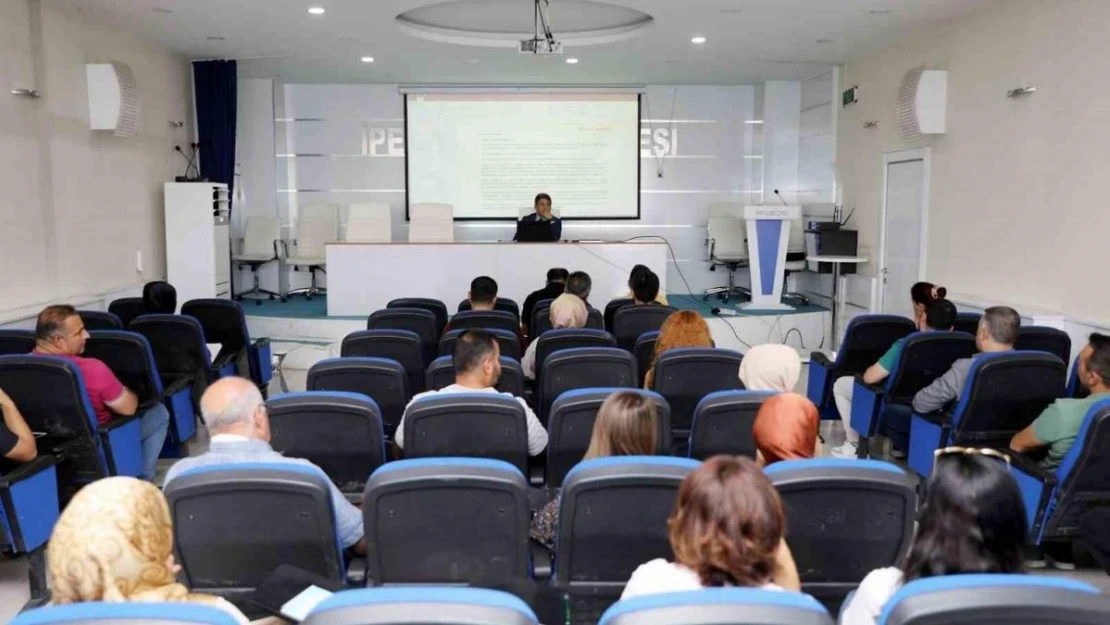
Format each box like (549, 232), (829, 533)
(395, 329), (547, 456)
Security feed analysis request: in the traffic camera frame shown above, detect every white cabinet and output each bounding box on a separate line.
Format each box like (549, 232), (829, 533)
(164, 182), (231, 304)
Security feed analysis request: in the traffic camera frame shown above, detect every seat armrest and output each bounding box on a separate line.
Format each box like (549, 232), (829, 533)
(99, 414), (140, 432)
(916, 410), (951, 426)
(810, 351), (834, 368)
(530, 540), (553, 580)
(0, 455), (58, 487)
(1011, 452), (1056, 485)
(854, 375), (885, 396)
(162, 377), (192, 398)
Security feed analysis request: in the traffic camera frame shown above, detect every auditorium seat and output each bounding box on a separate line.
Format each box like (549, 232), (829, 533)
(439, 328), (522, 361)
(181, 299), (273, 391)
(651, 348), (743, 446)
(108, 296), (146, 328)
(952, 311), (982, 336)
(459, 297), (520, 320)
(908, 351), (1066, 477)
(546, 389), (672, 486)
(449, 310), (519, 334)
(849, 332), (976, 458)
(307, 357), (408, 439)
(425, 355), (525, 398)
(267, 392), (386, 501)
(878, 575), (1110, 625)
(386, 298), (448, 338)
(764, 459), (916, 611)
(598, 588), (834, 625)
(688, 390), (774, 460)
(165, 462), (348, 602)
(362, 458), (531, 587)
(342, 329), (427, 393)
(77, 310), (122, 331)
(131, 314), (227, 411)
(612, 305), (677, 352)
(553, 456), (699, 624)
(368, 308), (440, 364)
(0, 454), (59, 608)
(538, 348), (637, 425)
(0, 329), (35, 356)
(1015, 325), (1072, 364)
(632, 331), (659, 388)
(603, 298), (633, 333)
(806, 315), (916, 421)
(535, 329), (617, 385)
(0, 356), (139, 497)
(12, 603), (244, 625)
(1067, 354), (1089, 399)
(402, 393), (530, 473)
(84, 331), (197, 456)
(303, 587), (539, 625)
(1013, 396), (1110, 548)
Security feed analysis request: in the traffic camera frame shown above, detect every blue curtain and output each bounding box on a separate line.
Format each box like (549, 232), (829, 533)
(193, 60), (237, 203)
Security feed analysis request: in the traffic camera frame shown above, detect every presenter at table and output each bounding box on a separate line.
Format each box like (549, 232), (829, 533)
(514, 192), (562, 242)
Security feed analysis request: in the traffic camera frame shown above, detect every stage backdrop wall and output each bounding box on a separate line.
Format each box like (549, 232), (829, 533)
(235, 82), (813, 298)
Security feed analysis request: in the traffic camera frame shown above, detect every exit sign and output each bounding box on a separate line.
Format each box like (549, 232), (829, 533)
(843, 85), (859, 107)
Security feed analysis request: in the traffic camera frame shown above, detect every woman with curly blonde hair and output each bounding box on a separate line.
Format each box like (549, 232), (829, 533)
(621, 456), (801, 598)
(644, 310), (714, 388)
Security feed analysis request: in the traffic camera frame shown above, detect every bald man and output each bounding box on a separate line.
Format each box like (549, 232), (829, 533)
(163, 377), (364, 552)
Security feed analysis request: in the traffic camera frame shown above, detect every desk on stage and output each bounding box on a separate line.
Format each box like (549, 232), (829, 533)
(325, 242), (669, 316)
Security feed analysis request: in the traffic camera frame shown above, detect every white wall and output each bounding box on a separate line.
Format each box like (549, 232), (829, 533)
(836, 0), (1110, 326)
(0, 0), (193, 323)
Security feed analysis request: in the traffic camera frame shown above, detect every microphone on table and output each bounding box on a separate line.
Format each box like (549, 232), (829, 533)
(711, 307), (738, 317)
(773, 189), (789, 207)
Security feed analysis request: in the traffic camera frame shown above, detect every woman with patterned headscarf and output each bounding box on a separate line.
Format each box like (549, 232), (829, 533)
(521, 292), (588, 380)
(47, 476), (249, 624)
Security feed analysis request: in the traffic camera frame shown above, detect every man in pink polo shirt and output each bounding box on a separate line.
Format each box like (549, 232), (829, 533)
(32, 305), (168, 480)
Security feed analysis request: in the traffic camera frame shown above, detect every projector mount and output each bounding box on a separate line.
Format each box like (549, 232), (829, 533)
(520, 0), (563, 54)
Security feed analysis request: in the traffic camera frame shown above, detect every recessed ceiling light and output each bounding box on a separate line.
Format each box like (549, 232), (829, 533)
(360, 56), (374, 63)
(206, 36), (226, 41)
(308, 7), (326, 15)
(816, 38), (834, 44)
(566, 57), (579, 64)
(152, 7), (173, 14)
(868, 9), (891, 15)
(691, 36), (707, 44)
(719, 8), (742, 14)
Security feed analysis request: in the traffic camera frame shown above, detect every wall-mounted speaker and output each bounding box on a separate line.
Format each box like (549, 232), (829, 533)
(898, 67), (947, 141)
(86, 61), (141, 138)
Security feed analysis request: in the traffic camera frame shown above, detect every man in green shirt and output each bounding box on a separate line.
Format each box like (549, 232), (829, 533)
(1011, 332), (1110, 470)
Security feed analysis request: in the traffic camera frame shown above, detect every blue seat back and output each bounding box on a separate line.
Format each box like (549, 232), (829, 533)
(586, 307), (604, 330)
(612, 305), (677, 351)
(164, 462), (345, 595)
(77, 310), (122, 332)
(108, 297), (146, 328)
(459, 297), (520, 320)
(181, 299), (271, 385)
(386, 298), (448, 338)
(531, 298), (557, 338)
(949, 351), (1066, 446)
(0, 329), (35, 356)
(304, 587), (538, 625)
(539, 348), (638, 424)
(689, 390), (774, 460)
(598, 589), (833, 625)
(836, 315), (919, 372)
(546, 389), (672, 486)
(633, 331), (659, 388)
(369, 308), (439, 363)
(882, 332), (977, 404)
(83, 331), (164, 406)
(12, 602), (244, 625)
(307, 357), (408, 437)
(1036, 398), (1110, 541)
(449, 310), (519, 334)
(363, 458), (530, 586)
(603, 298), (634, 333)
(536, 329), (617, 382)
(952, 312), (982, 336)
(1015, 326), (1072, 365)
(342, 329), (427, 393)
(267, 391), (386, 496)
(131, 314), (214, 388)
(1068, 355), (1090, 399)
(439, 328), (522, 361)
(652, 348), (744, 435)
(765, 459), (916, 603)
(878, 574), (1108, 625)
(425, 356), (525, 398)
(0, 455), (60, 555)
(403, 393), (530, 473)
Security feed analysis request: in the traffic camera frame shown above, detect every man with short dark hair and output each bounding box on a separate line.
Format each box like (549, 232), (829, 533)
(514, 193), (562, 242)
(1012, 333), (1110, 469)
(912, 306), (1019, 414)
(395, 330), (547, 455)
(468, 276), (499, 311)
(522, 268), (568, 335)
(32, 304), (168, 480)
(566, 271), (592, 304)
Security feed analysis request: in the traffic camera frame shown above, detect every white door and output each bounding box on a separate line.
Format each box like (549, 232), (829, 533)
(881, 156), (927, 317)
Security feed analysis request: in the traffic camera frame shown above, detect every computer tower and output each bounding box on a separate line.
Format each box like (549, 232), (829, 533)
(804, 228), (858, 275)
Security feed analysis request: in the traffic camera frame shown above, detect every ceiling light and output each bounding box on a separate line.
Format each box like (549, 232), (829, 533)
(566, 57), (579, 64)
(360, 56), (374, 63)
(151, 7), (173, 14)
(307, 7), (326, 15)
(691, 36), (707, 44)
(816, 38), (834, 44)
(868, 9), (891, 15)
(207, 36), (226, 41)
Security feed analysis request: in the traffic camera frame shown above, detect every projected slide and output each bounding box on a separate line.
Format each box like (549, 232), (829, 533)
(406, 93), (640, 219)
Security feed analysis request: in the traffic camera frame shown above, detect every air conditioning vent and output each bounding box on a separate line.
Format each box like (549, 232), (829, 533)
(87, 61), (141, 138)
(898, 67), (947, 141)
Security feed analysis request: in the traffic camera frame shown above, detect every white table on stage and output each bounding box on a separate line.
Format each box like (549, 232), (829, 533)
(807, 255), (867, 349)
(326, 241), (669, 316)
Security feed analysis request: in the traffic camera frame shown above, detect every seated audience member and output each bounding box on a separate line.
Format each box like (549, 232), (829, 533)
(396, 330), (547, 456)
(0, 386), (37, 463)
(47, 476), (250, 624)
(739, 344), (802, 392)
(840, 450), (1025, 625)
(530, 391), (658, 550)
(644, 311), (713, 388)
(621, 455), (801, 598)
(623, 265), (669, 305)
(164, 377), (364, 552)
(830, 297), (957, 459)
(1011, 333), (1110, 469)
(444, 276), (525, 346)
(142, 280), (178, 314)
(566, 270), (593, 305)
(32, 305), (168, 481)
(522, 267), (568, 336)
(522, 293), (588, 380)
(913, 306), (1018, 414)
(753, 394), (818, 466)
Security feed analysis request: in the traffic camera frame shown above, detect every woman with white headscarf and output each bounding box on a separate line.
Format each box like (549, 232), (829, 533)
(521, 292), (588, 379)
(739, 344), (802, 392)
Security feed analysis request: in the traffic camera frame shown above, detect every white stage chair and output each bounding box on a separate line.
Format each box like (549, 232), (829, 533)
(233, 216), (283, 304)
(409, 203), (454, 242)
(704, 202), (751, 302)
(287, 203), (338, 300)
(345, 202), (392, 243)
